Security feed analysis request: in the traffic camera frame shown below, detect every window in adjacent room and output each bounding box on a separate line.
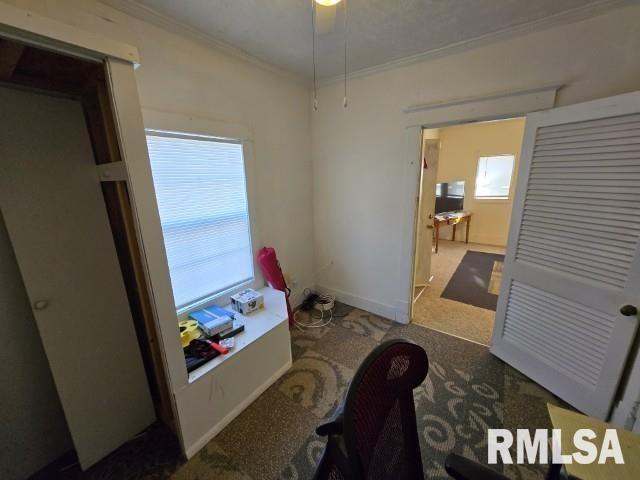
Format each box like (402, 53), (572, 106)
(475, 154), (515, 199)
(447, 180), (465, 198)
(146, 132), (254, 311)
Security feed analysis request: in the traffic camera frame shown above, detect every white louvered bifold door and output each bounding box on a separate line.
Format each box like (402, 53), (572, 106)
(491, 92), (640, 419)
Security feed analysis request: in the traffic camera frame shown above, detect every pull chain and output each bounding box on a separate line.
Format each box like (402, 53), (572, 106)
(311, 0), (348, 111)
(312, 0), (318, 111)
(343, 0), (348, 108)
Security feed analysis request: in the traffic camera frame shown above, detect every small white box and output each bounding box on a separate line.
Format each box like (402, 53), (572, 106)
(230, 289), (264, 315)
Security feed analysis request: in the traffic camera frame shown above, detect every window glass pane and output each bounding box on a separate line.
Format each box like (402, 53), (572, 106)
(475, 155), (515, 199)
(435, 183), (442, 197)
(146, 133), (254, 309)
(448, 180), (465, 198)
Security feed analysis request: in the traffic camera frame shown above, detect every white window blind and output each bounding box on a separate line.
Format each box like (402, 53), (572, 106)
(475, 155), (515, 199)
(146, 132), (254, 310)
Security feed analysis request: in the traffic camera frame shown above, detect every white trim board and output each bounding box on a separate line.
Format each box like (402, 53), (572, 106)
(142, 109), (252, 142)
(0, 2), (139, 64)
(404, 85), (559, 128)
(404, 85), (561, 115)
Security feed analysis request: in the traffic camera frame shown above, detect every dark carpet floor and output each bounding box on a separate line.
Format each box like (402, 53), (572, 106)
(47, 304), (566, 480)
(441, 251), (505, 311)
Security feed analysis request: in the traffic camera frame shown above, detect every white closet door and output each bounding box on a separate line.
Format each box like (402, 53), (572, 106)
(0, 86), (155, 468)
(491, 92), (640, 419)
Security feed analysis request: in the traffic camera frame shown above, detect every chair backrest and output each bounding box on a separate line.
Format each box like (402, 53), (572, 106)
(342, 339), (429, 479)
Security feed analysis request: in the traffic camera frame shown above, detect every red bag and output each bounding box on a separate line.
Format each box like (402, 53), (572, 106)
(257, 247), (293, 325)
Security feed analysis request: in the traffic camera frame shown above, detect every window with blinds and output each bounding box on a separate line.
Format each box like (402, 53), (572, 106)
(146, 132), (254, 310)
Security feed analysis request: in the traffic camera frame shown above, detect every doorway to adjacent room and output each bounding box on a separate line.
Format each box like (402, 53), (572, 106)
(411, 118), (525, 345)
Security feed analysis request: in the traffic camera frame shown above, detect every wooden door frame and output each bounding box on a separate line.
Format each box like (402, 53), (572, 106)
(0, 2), (139, 64)
(0, 14), (176, 432)
(411, 134), (427, 304)
(412, 136), (440, 303)
(400, 86), (559, 324)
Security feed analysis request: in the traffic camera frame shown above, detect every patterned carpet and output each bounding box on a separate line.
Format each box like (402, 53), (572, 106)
(69, 304), (565, 480)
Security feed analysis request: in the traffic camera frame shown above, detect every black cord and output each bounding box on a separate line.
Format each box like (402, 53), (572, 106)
(300, 288), (350, 318)
(300, 289), (319, 311)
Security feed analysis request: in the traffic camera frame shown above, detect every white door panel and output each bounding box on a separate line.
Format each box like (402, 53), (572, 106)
(0, 86), (155, 468)
(491, 92), (640, 419)
(414, 138), (439, 295)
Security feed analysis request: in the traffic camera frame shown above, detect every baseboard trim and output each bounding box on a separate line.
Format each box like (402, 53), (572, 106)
(315, 284), (400, 323)
(184, 360), (292, 459)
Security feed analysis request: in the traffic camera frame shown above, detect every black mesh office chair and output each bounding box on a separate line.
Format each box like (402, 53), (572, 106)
(312, 338), (557, 480)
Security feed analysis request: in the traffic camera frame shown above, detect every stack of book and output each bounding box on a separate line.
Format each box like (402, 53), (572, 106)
(189, 305), (234, 337)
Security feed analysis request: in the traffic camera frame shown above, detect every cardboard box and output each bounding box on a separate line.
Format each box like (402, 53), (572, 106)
(230, 289), (264, 315)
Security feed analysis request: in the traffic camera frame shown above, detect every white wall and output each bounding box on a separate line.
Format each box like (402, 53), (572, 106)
(3, 0), (315, 305)
(436, 118), (525, 246)
(312, 4), (640, 320)
(2, 0), (315, 467)
(0, 214), (73, 479)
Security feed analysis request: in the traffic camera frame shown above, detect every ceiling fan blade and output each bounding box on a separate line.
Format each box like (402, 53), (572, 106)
(315, 5), (337, 35)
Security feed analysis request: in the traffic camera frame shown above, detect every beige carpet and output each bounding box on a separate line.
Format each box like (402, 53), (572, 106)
(413, 240), (506, 345)
(488, 260), (504, 295)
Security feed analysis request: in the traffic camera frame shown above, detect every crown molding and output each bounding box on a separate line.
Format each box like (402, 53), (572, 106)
(319, 0), (633, 87)
(100, 0), (632, 89)
(99, 0), (307, 85)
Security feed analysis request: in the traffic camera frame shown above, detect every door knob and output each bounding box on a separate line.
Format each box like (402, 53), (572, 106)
(33, 300), (49, 311)
(620, 304), (638, 316)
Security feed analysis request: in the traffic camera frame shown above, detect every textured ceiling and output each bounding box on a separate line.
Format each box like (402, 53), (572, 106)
(117, 0), (623, 78)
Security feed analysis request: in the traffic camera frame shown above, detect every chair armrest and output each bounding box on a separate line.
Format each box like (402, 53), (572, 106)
(316, 412), (344, 437)
(445, 453), (509, 480)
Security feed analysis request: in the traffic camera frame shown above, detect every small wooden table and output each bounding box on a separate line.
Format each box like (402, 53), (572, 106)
(547, 403), (640, 480)
(433, 211), (472, 253)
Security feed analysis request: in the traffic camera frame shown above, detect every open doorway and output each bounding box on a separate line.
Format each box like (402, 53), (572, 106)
(411, 117), (525, 345)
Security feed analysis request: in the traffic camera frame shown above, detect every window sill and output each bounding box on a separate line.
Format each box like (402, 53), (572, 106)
(186, 287), (289, 384)
(474, 197), (510, 203)
(177, 277), (257, 319)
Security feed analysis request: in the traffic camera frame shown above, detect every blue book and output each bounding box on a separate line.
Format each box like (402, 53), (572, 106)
(189, 305), (234, 336)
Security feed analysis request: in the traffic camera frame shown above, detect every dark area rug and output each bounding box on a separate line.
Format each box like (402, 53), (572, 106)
(41, 304), (566, 480)
(441, 250), (505, 311)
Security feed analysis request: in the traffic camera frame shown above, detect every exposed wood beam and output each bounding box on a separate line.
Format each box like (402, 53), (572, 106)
(0, 40), (25, 80)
